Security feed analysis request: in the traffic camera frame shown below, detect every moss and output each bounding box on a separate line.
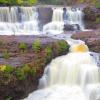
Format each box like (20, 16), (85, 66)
(96, 18), (100, 23)
(58, 40), (69, 55)
(4, 65), (14, 74)
(32, 39), (41, 53)
(44, 46), (53, 62)
(3, 49), (10, 59)
(15, 68), (26, 81)
(19, 43), (27, 53)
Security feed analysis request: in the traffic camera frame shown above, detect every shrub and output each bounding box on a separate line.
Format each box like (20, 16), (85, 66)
(32, 39), (41, 53)
(19, 43), (27, 53)
(0, 65), (6, 72)
(58, 40), (69, 55)
(4, 65), (14, 74)
(44, 46), (53, 62)
(30, 68), (36, 76)
(96, 18), (100, 23)
(6, 96), (13, 100)
(15, 68), (26, 80)
(3, 49), (10, 59)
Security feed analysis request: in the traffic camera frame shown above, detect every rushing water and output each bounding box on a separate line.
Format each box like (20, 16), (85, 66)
(24, 41), (100, 100)
(0, 7), (39, 35)
(43, 7), (84, 34)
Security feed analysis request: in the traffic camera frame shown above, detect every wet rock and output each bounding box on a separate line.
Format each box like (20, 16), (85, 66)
(83, 6), (100, 29)
(38, 7), (53, 30)
(64, 24), (80, 31)
(71, 31), (100, 53)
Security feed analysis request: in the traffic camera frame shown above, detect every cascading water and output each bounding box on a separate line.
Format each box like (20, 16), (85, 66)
(43, 7), (85, 35)
(0, 7), (39, 35)
(24, 41), (100, 100)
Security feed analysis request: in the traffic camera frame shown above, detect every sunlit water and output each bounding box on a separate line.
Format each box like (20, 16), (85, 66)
(24, 41), (100, 100)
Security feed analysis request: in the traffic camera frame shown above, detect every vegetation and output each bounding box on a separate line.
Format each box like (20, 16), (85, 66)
(96, 18), (100, 23)
(44, 46), (53, 62)
(0, 0), (38, 5)
(0, 0), (99, 6)
(19, 42), (27, 53)
(3, 49), (10, 59)
(32, 39), (41, 53)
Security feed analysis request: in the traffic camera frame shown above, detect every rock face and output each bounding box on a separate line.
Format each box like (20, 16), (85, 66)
(38, 7), (53, 30)
(0, 35), (69, 100)
(83, 6), (100, 29)
(71, 31), (100, 53)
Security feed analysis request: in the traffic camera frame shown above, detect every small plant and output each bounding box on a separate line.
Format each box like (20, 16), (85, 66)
(45, 46), (53, 62)
(3, 49), (10, 59)
(15, 68), (26, 80)
(4, 65), (14, 74)
(30, 68), (36, 76)
(0, 41), (3, 46)
(19, 42), (27, 53)
(6, 96), (13, 100)
(32, 39), (41, 53)
(96, 18), (100, 24)
(58, 40), (69, 55)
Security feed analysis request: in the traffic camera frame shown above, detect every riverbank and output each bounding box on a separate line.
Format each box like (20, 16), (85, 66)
(0, 35), (69, 100)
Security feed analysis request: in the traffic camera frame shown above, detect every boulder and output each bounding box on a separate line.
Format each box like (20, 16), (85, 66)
(83, 6), (100, 29)
(71, 31), (100, 53)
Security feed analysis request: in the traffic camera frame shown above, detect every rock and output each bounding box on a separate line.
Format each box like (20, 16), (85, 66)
(64, 24), (80, 31)
(0, 35), (69, 100)
(83, 6), (100, 29)
(71, 31), (100, 53)
(38, 7), (53, 30)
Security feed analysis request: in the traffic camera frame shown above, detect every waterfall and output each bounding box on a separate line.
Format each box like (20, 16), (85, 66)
(0, 7), (39, 35)
(43, 7), (85, 35)
(24, 42), (100, 100)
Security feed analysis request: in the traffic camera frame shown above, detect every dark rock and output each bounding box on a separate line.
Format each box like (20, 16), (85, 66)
(38, 7), (53, 30)
(64, 24), (80, 31)
(83, 6), (100, 29)
(71, 31), (100, 53)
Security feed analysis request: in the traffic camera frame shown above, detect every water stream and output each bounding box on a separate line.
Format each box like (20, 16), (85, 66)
(24, 40), (100, 100)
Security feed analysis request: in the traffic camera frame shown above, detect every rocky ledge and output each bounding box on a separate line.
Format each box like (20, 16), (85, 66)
(0, 35), (69, 100)
(83, 6), (100, 29)
(71, 30), (100, 53)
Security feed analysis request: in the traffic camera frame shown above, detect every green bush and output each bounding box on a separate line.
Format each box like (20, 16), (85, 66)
(4, 65), (14, 74)
(6, 96), (13, 100)
(45, 46), (53, 62)
(96, 18), (100, 23)
(32, 39), (41, 53)
(58, 40), (69, 54)
(15, 68), (26, 80)
(19, 43), (27, 53)
(95, 2), (100, 8)
(30, 68), (36, 76)
(3, 50), (10, 59)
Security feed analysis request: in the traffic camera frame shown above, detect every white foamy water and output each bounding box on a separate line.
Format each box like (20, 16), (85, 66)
(0, 7), (39, 35)
(43, 7), (85, 35)
(24, 42), (100, 100)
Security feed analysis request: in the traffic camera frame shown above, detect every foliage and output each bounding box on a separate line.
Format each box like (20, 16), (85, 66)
(58, 40), (69, 54)
(32, 39), (41, 53)
(6, 96), (13, 100)
(4, 65), (14, 74)
(0, 65), (6, 71)
(0, 0), (37, 5)
(44, 46), (53, 62)
(19, 42), (27, 53)
(96, 18), (100, 23)
(29, 0), (38, 5)
(15, 68), (26, 80)
(3, 49), (10, 59)
(95, 1), (100, 8)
